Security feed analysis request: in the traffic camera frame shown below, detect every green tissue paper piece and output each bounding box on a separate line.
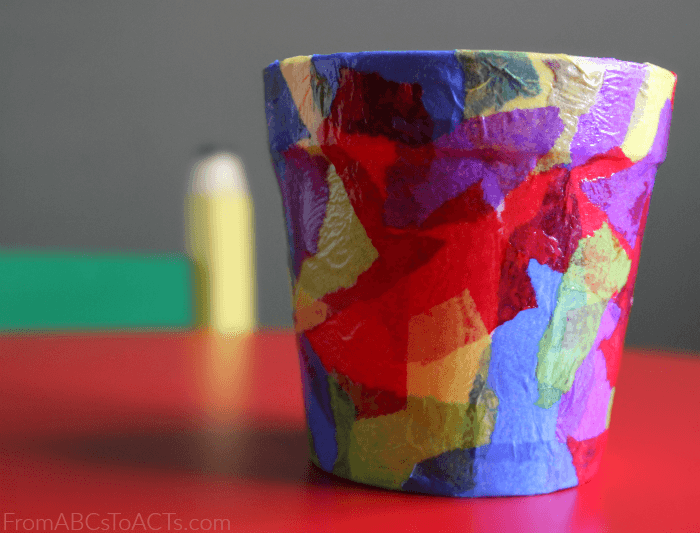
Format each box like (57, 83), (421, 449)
(311, 62), (334, 118)
(0, 249), (193, 330)
(329, 373), (355, 479)
(535, 223), (631, 408)
(456, 50), (541, 119)
(606, 387), (616, 429)
(536, 299), (607, 408)
(348, 394), (498, 490)
(326, 342), (499, 490)
(565, 223), (632, 300)
(307, 425), (322, 468)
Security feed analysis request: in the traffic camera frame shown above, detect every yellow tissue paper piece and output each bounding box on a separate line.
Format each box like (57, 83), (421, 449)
(294, 286), (328, 332)
(407, 288), (491, 403)
(348, 394), (498, 489)
(622, 64), (677, 162)
(279, 56), (324, 145)
(538, 56), (605, 171)
(295, 164), (379, 300)
(408, 335), (492, 404)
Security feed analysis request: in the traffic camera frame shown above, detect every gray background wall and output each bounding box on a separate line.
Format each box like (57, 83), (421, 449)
(1, 0), (698, 350)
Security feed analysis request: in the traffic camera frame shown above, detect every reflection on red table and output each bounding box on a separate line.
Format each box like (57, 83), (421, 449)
(1, 331), (699, 532)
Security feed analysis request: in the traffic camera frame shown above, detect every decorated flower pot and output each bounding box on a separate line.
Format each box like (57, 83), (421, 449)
(263, 50), (676, 496)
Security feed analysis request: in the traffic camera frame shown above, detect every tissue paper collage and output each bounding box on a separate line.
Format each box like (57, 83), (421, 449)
(264, 50), (676, 496)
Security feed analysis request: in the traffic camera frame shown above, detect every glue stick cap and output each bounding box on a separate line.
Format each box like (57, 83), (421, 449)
(189, 145), (248, 195)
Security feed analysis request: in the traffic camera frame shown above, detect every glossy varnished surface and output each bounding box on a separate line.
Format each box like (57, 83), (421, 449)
(1, 332), (698, 532)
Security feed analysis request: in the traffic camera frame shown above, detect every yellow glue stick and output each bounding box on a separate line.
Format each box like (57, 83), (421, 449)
(186, 150), (256, 334)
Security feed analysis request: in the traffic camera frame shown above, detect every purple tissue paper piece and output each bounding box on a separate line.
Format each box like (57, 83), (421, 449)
(279, 146), (330, 277)
(556, 301), (621, 443)
(645, 98), (674, 165)
(384, 107), (564, 226)
(435, 106), (564, 154)
(580, 99), (673, 247)
(580, 163), (655, 248)
(570, 61), (647, 167)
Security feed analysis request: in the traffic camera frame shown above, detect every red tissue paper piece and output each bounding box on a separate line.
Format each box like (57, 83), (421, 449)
(305, 295), (408, 401)
(567, 431), (609, 484)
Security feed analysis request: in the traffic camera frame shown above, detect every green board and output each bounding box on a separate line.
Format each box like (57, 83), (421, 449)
(0, 249), (193, 330)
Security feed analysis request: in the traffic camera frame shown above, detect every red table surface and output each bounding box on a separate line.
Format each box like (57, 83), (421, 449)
(1, 331), (699, 533)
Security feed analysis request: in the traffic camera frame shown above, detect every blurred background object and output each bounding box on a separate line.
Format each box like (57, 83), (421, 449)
(0, 249), (191, 330)
(0, 0), (698, 350)
(186, 148), (256, 334)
